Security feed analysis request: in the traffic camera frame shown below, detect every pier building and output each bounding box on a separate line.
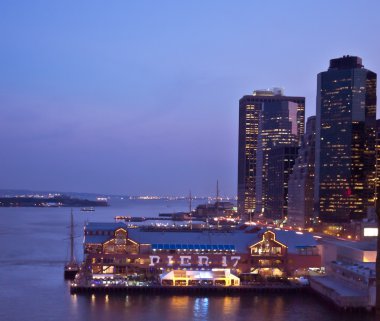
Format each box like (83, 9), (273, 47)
(80, 222), (321, 285)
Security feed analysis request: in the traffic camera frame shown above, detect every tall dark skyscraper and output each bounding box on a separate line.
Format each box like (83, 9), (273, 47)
(238, 89), (305, 220)
(375, 119), (380, 215)
(237, 92), (261, 220)
(288, 116), (316, 228)
(315, 56), (377, 223)
(266, 145), (299, 220)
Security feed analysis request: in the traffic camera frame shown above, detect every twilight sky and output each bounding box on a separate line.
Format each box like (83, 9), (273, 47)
(1, 1), (379, 196)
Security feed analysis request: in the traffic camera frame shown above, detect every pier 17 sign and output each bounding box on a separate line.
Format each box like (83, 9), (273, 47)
(148, 255), (241, 267)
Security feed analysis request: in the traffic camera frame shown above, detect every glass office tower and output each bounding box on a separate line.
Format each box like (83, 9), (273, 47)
(237, 92), (262, 221)
(288, 116), (316, 228)
(238, 89), (305, 221)
(266, 145), (299, 220)
(376, 120), (380, 208)
(315, 56), (377, 223)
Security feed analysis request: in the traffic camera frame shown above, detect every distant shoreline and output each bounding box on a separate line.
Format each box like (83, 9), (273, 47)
(0, 196), (108, 208)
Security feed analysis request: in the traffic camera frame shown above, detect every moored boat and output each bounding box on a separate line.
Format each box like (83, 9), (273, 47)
(64, 210), (80, 280)
(81, 207), (95, 212)
(64, 261), (80, 279)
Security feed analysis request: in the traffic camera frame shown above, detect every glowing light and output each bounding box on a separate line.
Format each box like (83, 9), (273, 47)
(364, 228), (378, 237)
(249, 230), (287, 249)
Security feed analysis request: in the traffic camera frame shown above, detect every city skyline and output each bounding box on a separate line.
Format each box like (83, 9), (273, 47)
(2, 1), (380, 319)
(1, 1), (380, 196)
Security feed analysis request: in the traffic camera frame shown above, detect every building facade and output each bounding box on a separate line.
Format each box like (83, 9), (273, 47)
(287, 116), (316, 228)
(375, 119), (380, 212)
(238, 92), (261, 220)
(79, 222), (321, 286)
(238, 88), (305, 220)
(311, 237), (376, 309)
(266, 145), (299, 221)
(314, 56), (377, 223)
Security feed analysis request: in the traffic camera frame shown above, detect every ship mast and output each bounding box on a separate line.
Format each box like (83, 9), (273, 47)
(189, 190), (192, 230)
(70, 209), (75, 263)
(216, 179), (220, 206)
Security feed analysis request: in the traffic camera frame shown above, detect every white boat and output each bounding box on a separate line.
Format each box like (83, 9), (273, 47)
(81, 207), (95, 212)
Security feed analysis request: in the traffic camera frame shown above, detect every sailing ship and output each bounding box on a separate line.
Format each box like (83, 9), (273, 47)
(64, 210), (80, 279)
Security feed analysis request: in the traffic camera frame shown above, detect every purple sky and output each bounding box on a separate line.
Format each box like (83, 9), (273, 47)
(1, 1), (379, 196)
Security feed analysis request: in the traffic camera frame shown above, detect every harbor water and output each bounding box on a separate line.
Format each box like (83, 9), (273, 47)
(0, 199), (374, 321)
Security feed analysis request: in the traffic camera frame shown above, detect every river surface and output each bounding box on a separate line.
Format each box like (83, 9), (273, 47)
(0, 199), (374, 321)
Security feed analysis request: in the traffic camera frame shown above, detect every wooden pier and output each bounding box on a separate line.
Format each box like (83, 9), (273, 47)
(70, 284), (306, 295)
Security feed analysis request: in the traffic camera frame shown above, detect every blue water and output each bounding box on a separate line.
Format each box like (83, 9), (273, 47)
(0, 199), (374, 321)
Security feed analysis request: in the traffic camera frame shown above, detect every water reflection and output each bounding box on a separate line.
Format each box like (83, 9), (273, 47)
(171, 295), (190, 309)
(220, 296), (240, 319)
(125, 295), (130, 308)
(91, 294), (96, 307)
(70, 294), (77, 306)
(194, 297), (209, 320)
(66, 292), (377, 321)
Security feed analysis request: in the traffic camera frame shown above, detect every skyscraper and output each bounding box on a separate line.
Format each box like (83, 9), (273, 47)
(314, 56), (377, 223)
(238, 89), (305, 220)
(237, 92), (261, 220)
(376, 119), (380, 209)
(266, 145), (299, 220)
(288, 116), (316, 228)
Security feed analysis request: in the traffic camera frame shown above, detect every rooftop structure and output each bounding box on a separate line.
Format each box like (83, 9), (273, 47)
(84, 222), (318, 255)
